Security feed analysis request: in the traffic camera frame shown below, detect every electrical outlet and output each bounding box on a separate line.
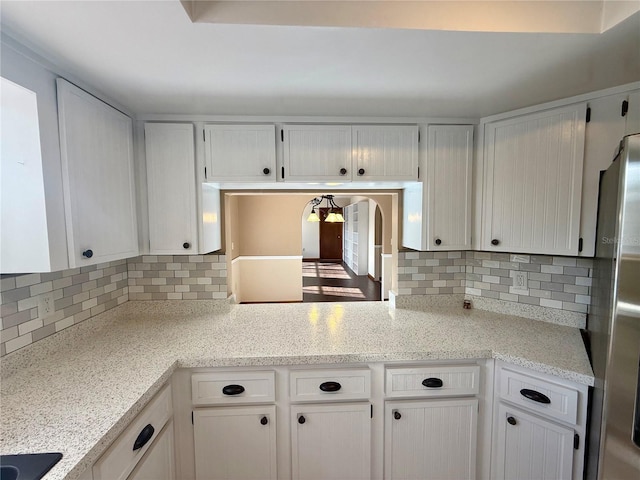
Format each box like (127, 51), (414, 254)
(513, 271), (528, 291)
(38, 292), (55, 319)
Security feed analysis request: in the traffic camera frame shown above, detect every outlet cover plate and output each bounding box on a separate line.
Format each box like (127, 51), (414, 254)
(38, 292), (55, 319)
(510, 271), (529, 294)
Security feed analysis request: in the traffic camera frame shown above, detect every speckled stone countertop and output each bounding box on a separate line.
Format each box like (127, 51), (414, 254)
(0, 300), (594, 480)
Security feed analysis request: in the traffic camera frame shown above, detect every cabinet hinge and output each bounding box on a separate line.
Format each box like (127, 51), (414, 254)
(204, 166), (207, 179)
(574, 433), (579, 450)
(622, 100), (629, 117)
(371, 404), (373, 418)
(578, 237), (583, 252)
(586, 107), (591, 123)
(191, 411), (194, 425)
(418, 130), (420, 143)
(281, 166), (285, 179)
(417, 166), (420, 179)
(203, 129), (205, 142)
(281, 129), (284, 142)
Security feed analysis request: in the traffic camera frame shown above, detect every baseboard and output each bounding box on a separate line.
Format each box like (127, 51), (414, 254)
(368, 274), (381, 283)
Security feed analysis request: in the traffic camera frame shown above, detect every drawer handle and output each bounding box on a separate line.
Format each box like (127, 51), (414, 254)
(82, 249), (93, 258)
(298, 415), (306, 424)
(394, 411), (402, 420)
(133, 424), (155, 451)
(319, 381), (342, 392)
(520, 388), (551, 404)
(422, 377), (443, 388)
(222, 384), (245, 396)
(260, 416), (268, 425)
(507, 416), (517, 426)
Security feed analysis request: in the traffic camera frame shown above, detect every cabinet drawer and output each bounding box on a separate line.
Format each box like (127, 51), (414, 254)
(93, 384), (172, 480)
(385, 365), (480, 398)
(192, 371), (275, 405)
(290, 368), (371, 402)
(497, 366), (578, 425)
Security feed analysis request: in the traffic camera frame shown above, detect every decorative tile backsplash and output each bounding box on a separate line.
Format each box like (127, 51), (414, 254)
(398, 250), (593, 314)
(127, 254), (227, 300)
(0, 260), (128, 356)
(397, 251), (466, 295)
(465, 251), (592, 314)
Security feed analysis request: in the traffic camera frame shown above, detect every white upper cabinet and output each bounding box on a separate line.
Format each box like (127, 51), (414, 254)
(402, 124), (473, 251)
(352, 125), (418, 181)
(57, 79), (138, 267)
(204, 124), (276, 182)
(482, 103), (586, 256)
(145, 123), (198, 255)
(282, 125), (353, 182)
(624, 90), (640, 136)
(427, 125), (473, 250)
(579, 93), (631, 257)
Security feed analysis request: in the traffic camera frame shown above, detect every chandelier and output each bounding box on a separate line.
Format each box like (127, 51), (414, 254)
(307, 195), (345, 223)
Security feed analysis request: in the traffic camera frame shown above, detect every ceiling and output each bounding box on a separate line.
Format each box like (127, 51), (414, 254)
(1, 1), (639, 118)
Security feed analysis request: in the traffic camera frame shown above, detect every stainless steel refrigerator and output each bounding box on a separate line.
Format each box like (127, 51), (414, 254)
(587, 133), (640, 479)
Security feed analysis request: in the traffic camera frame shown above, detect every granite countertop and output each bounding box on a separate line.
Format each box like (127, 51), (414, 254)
(0, 300), (594, 480)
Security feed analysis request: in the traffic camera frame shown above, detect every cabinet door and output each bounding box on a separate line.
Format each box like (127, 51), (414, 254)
(145, 123), (198, 255)
(483, 104), (586, 255)
(352, 126), (418, 181)
(291, 403), (371, 480)
(57, 79), (138, 267)
(283, 125), (352, 181)
(204, 124), (276, 181)
(427, 125), (473, 250)
(127, 421), (175, 480)
(624, 90), (640, 136)
(494, 403), (574, 480)
(385, 398), (478, 480)
(194, 406), (277, 480)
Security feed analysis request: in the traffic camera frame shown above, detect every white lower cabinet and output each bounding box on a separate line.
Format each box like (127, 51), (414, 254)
(384, 398), (478, 480)
(193, 406), (277, 480)
(494, 403), (574, 480)
(128, 421), (175, 480)
(290, 403), (371, 480)
(491, 361), (588, 480)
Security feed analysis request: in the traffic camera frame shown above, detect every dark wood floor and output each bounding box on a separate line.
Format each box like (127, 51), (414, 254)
(302, 261), (381, 303)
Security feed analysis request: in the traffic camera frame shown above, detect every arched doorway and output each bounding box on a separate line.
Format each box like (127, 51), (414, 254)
(301, 195), (383, 302)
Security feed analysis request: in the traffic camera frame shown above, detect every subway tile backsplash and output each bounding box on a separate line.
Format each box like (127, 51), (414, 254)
(0, 260), (128, 356)
(127, 254), (227, 300)
(398, 250), (593, 315)
(0, 254), (229, 357)
(2, 249), (588, 357)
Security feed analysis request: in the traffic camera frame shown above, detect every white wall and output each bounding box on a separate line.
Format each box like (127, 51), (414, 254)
(367, 199), (376, 279)
(301, 202), (320, 259)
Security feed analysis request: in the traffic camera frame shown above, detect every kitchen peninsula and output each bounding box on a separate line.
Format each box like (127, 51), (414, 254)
(0, 299), (593, 480)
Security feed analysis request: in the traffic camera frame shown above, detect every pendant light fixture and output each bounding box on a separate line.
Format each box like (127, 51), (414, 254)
(306, 195), (345, 223)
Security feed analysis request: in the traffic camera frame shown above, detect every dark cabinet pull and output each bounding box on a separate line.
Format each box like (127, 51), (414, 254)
(260, 416), (268, 425)
(358, 168), (365, 176)
(263, 168), (270, 175)
(82, 249), (93, 258)
(422, 377), (443, 388)
(520, 388), (551, 404)
(133, 424), (155, 451)
(319, 381), (342, 392)
(183, 242), (190, 249)
(394, 411), (401, 420)
(507, 416), (517, 426)
(298, 415), (306, 424)
(222, 384), (245, 396)
(339, 168), (347, 175)
(435, 238), (442, 246)
(491, 239), (500, 246)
